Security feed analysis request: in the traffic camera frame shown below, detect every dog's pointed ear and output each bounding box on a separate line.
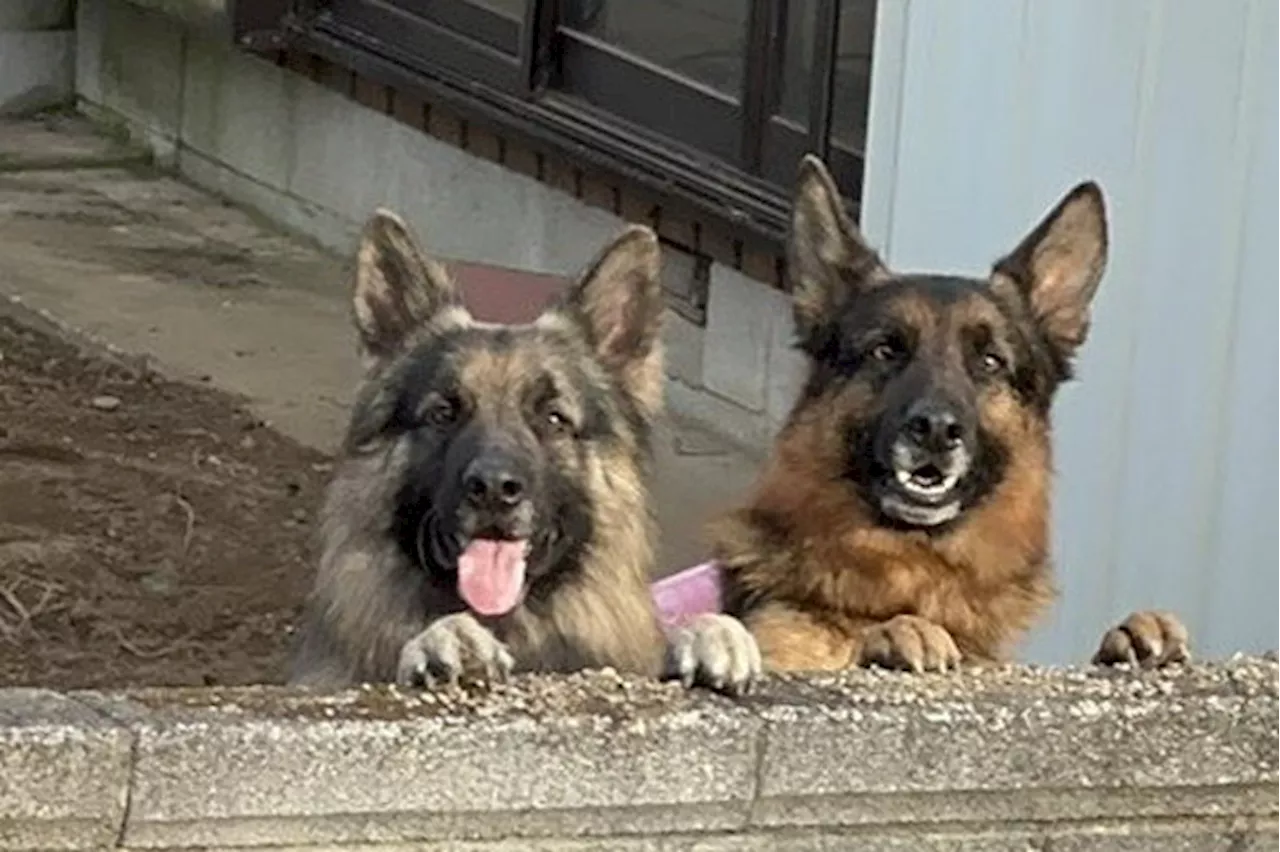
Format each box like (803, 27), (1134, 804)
(561, 225), (664, 412)
(352, 209), (460, 360)
(994, 182), (1108, 357)
(789, 155), (889, 340)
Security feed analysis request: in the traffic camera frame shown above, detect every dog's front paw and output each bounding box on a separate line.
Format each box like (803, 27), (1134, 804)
(667, 614), (763, 697)
(396, 613), (515, 686)
(1092, 610), (1190, 669)
(858, 615), (961, 673)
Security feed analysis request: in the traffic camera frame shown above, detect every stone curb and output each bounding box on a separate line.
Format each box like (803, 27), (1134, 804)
(0, 688), (132, 849)
(0, 660), (1276, 851)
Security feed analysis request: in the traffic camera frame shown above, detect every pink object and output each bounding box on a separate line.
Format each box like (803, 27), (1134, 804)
(651, 561), (723, 630)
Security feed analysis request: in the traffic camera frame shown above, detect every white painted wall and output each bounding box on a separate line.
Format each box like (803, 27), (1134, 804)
(862, 0), (1278, 663)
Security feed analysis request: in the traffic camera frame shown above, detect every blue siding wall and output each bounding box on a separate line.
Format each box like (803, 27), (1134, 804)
(861, 0), (1278, 662)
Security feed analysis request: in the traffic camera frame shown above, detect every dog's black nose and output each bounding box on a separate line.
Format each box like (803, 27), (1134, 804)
(902, 401), (967, 452)
(463, 458), (527, 508)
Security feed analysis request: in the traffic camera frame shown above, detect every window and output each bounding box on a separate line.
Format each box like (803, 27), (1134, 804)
(236, 0), (877, 240)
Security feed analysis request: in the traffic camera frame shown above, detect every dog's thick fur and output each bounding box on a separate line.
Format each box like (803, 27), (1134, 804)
(290, 212), (673, 687)
(710, 157), (1190, 673)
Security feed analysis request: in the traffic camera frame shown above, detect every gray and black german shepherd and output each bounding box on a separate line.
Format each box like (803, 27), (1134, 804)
(290, 210), (753, 691)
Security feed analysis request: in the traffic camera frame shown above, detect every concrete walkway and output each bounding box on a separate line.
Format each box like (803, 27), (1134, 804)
(0, 114), (761, 576)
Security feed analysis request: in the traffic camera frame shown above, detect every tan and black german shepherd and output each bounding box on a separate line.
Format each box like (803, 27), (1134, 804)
(290, 210), (753, 691)
(709, 156), (1190, 673)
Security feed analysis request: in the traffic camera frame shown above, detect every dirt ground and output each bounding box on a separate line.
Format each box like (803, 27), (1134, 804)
(0, 316), (330, 689)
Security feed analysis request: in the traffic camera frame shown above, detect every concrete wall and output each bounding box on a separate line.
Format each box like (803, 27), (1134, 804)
(2, 659), (1276, 850)
(72, 0), (805, 452)
(862, 0), (1279, 664)
(0, 0), (75, 114)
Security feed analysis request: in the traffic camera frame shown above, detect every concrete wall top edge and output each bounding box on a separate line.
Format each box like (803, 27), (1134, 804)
(0, 659), (1275, 849)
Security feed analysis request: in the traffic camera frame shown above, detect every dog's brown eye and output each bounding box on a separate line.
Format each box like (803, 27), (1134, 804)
(982, 352), (1007, 374)
(422, 396), (457, 427)
(871, 342), (901, 362)
(546, 410), (572, 434)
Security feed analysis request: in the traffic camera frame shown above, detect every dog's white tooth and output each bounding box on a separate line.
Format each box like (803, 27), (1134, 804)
(896, 469), (912, 485)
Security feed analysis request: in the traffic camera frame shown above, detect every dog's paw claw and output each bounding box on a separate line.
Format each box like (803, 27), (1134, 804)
(667, 614), (762, 697)
(858, 615), (961, 673)
(1092, 610), (1190, 670)
(396, 613), (514, 687)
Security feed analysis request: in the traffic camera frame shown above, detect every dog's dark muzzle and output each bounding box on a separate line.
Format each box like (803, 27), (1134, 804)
(875, 397), (976, 525)
(457, 450), (537, 540)
(899, 398), (973, 457)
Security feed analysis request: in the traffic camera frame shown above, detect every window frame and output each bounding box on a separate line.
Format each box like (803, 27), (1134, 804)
(232, 0), (874, 243)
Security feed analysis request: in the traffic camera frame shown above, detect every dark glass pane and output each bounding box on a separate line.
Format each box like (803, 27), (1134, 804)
(382, 0), (526, 54)
(829, 0), (876, 149)
(776, 0), (876, 150)
(555, 31), (743, 165)
(561, 0), (751, 99)
(468, 0), (527, 22)
(776, 1), (817, 129)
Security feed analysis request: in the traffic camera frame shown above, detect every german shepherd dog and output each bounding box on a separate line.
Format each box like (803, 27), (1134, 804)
(290, 210), (751, 691)
(709, 156), (1191, 673)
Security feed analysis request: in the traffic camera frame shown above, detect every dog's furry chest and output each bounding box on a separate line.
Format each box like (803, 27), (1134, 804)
(730, 532), (1053, 660)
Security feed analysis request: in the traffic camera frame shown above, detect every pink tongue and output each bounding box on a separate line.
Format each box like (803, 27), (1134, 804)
(457, 539), (528, 616)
